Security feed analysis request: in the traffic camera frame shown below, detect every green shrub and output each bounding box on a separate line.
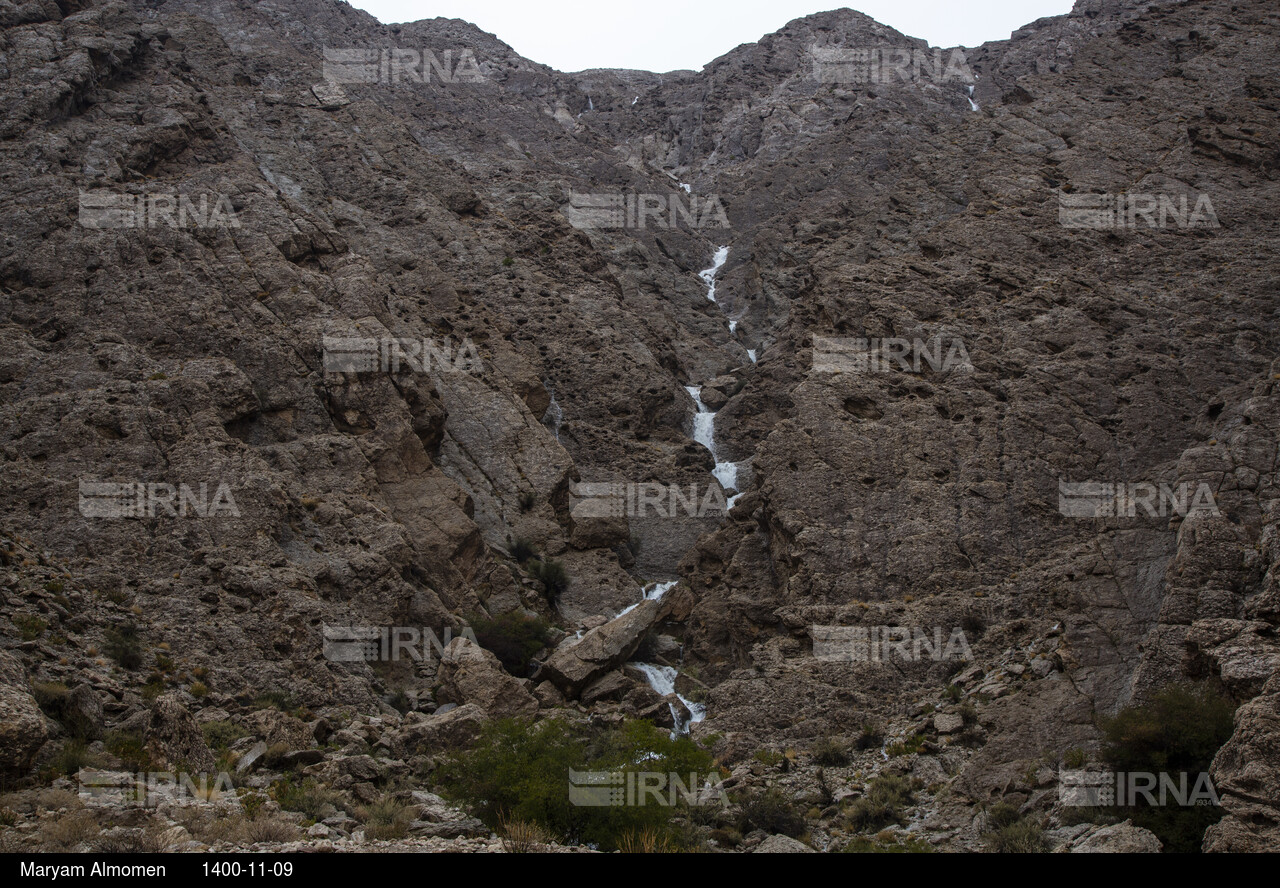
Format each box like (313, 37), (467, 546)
(985, 802), (1023, 831)
(527, 558), (568, 600)
(1063, 747), (1087, 769)
(508, 536), (537, 563)
(438, 717), (714, 851)
(856, 723), (884, 751)
(471, 612), (553, 675)
(1096, 683), (1236, 853)
(846, 775), (914, 831)
(737, 788), (807, 838)
(985, 816), (1048, 853)
(202, 721), (246, 752)
(360, 796), (412, 840)
(843, 833), (933, 853)
(811, 736), (851, 766)
(141, 673), (166, 701)
(886, 734), (926, 757)
(32, 681), (70, 716)
(273, 777), (342, 822)
(14, 614), (46, 641)
(251, 690), (295, 712)
(105, 730), (151, 770)
(104, 624), (142, 670)
(45, 741), (95, 778)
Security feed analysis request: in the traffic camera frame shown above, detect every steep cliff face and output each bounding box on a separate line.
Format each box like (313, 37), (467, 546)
(1, 0), (1277, 851)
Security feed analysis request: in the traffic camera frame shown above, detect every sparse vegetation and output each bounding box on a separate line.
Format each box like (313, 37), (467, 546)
(498, 811), (549, 852)
(856, 722), (885, 751)
(105, 729), (151, 770)
(13, 613), (46, 641)
(846, 775), (915, 831)
(508, 536), (537, 563)
(202, 721), (246, 752)
(439, 717), (714, 851)
(984, 805), (1048, 853)
(843, 832), (933, 853)
(527, 558), (569, 601)
(810, 736), (851, 766)
(104, 623), (143, 670)
(471, 611), (553, 675)
(1096, 682), (1236, 853)
(359, 796), (413, 841)
(273, 777), (343, 823)
(618, 826), (674, 853)
(886, 734), (927, 757)
(251, 690), (295, 712)
(243, 818), (300, 844)
(736, 788), (807, 838)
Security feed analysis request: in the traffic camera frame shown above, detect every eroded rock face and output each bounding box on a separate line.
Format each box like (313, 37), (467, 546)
(0, 652), (49, 778)
(1202, 673), (1280, 852)
(0, 0), (1278, 855)
(1057, 821), (1163, 853)
(144, 694), (216, 773)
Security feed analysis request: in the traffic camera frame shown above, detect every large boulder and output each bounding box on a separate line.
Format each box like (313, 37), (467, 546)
(1203, 673), (1280, 852)
(754, 834), (814, 853)
(242, 708), (314, 751)
(436, 639), (537, 718)
(144, 694), (215, 772)
(1057, 821), (1163, 853)
(0, 651), (48, 778)
(65, 683), (105, 741)
(540, 598), (670, 696)
(391, 703), (486, 755)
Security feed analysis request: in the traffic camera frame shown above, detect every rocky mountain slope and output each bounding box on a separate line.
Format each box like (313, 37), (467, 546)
(0, 0), (1277, 853)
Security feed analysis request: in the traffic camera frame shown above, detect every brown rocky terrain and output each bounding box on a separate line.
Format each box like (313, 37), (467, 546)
(0, 0), (1278, 853)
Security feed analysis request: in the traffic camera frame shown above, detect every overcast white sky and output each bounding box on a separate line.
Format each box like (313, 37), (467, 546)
(347, 0), (1077, 72)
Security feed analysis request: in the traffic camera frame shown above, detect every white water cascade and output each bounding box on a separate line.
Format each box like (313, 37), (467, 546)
(632, 663), (706, 736)
(966, 84), (980, 112)
(699, 246), (729, 303)
(685, 385), (743, 508)
(616, 580), (677, 618)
